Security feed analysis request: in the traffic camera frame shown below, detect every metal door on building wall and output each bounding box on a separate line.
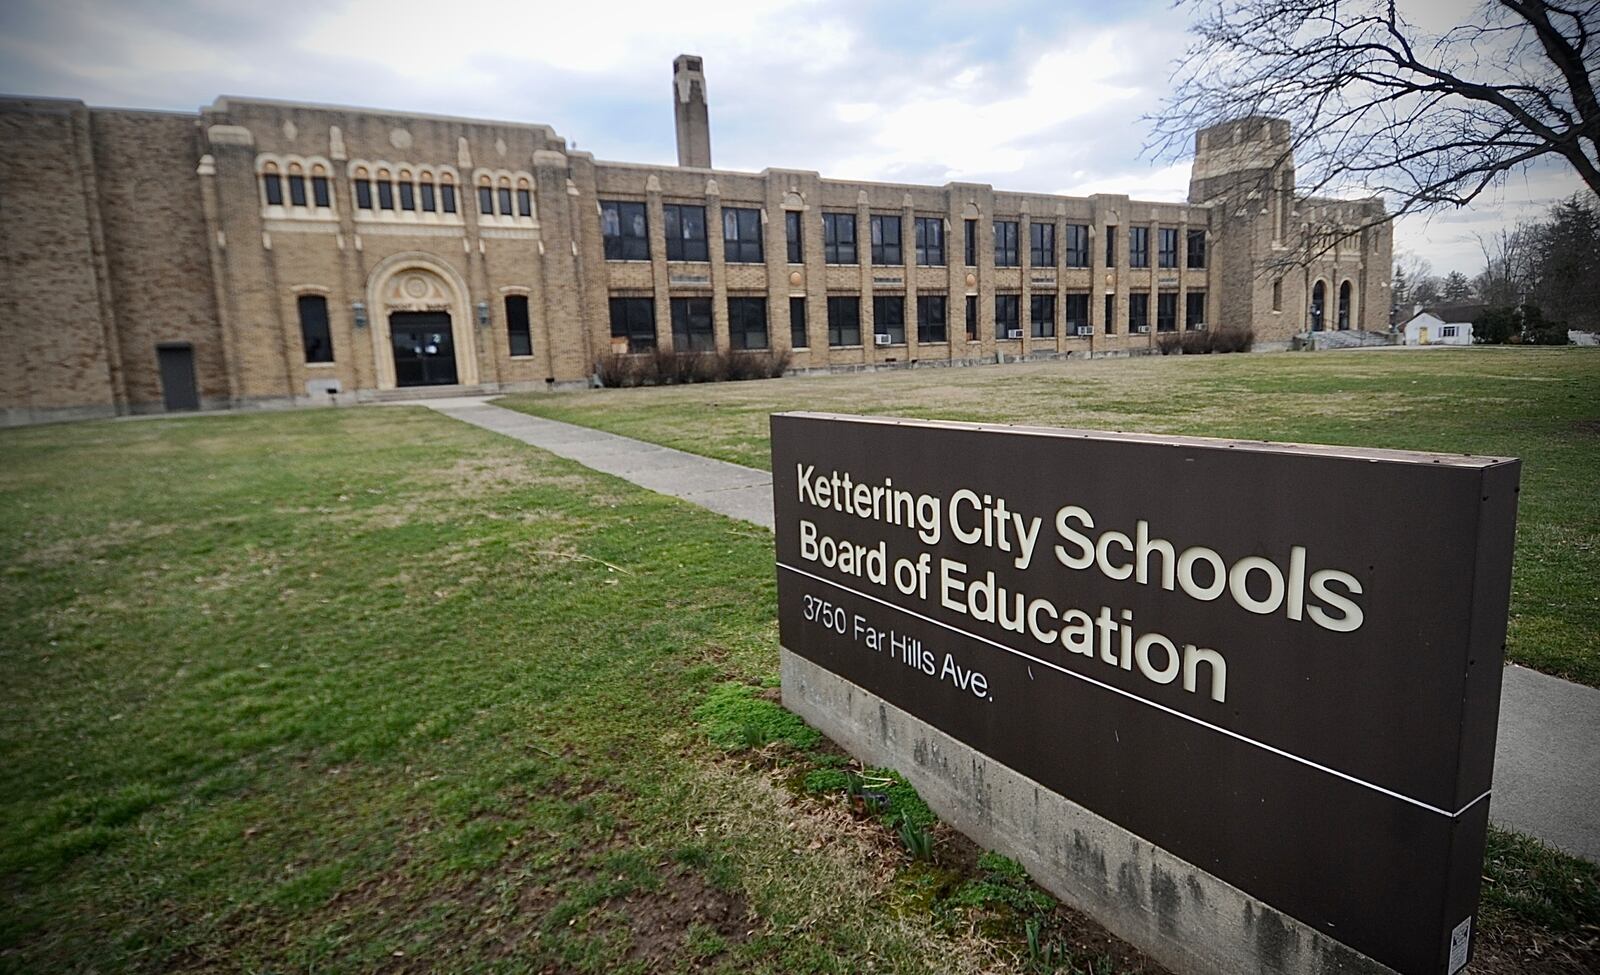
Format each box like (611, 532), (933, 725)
(389, 312), (459, 387)
(157, 343), (199, 411)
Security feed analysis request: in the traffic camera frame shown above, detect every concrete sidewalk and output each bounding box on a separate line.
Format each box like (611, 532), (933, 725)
(422, 397), (1600, 862)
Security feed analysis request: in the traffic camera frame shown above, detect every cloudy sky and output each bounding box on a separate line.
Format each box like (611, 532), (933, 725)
(1, 0), (1585, 275)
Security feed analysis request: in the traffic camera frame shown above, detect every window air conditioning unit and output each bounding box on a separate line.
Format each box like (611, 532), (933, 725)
(1193, 322), (1208, 331)
(1075, 326), (1093, 337)
(874, 333), (892, 346)
(1006, 328), (1023, 339)
(1135, 325), (1150, 333)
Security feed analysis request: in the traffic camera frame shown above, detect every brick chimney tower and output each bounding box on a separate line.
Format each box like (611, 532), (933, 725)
(672, 55), (711, 169)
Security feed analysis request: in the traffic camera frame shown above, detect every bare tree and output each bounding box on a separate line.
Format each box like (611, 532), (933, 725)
(1150, 1), (1600, 228)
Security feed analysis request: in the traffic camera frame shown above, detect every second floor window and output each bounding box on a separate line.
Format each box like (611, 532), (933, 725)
(601, 201), (649, 261)
(517, 183), (532, 218)
(477, 182), (493, 215)
(994, 221), (1019, 266)
(440, 178), (457, 214)
(1105, 226), (1118, 267)
(664, 204), (708, 261)
(871, 214), (902, 265)
(311, 172), (331, 208)
(262, 169), (284, 206)
(1187, 230), (1207, 269)
(354, 176), (373, 210)
(287, 169), (307, 207)
(1030, 222), (1055, 266)
(1130, 226), (1150, 268)
(1158, 227), (1179, 269)
(1065, 224), (1089, 268)
(398, 180), (415, 211)
(964, 219), (977, 266)
(915, 217), (944, 266)
(917, 295), (947, 342)
(823, 213), (857, 264)
(786, 210), (803, 263)
(723, 207), (762, 263)
(996, 294), (1021, 337)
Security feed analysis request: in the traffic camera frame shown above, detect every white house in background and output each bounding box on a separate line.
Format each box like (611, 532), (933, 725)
(1402, 304), (1484, 346)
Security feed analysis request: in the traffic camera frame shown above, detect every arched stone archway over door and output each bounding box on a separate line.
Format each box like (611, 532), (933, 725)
(1310, 280), (1327, 332)
(366, 254), (479, 390)
(1338, 280), (1354, 330)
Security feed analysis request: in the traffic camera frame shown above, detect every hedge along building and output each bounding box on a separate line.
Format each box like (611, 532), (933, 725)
(0, 56), (1392, 426)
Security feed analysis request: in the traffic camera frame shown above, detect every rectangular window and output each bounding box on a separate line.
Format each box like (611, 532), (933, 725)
(312, 175), (331, 208)
(663, 204), (709, 261)
(377, 180), (394, 210)
(1065, 224), (1089, 268)
(872, 295), (905, 344)
(263, 173), (283, 206)
(420, 181), (436, 212)
(1104, 293), (1116, 334)
(441, 183), (457, 213)
(1130, 226), (1149, 268)
(1272, 279), (1283, 311)
(1129, 291), (1150, 332)
(1030, 222), (1055, 267)
(399, 181), (415, 211)
(728, 296), (769, 349)
(601, 200), (649, 261)
(288, 174), (307, 207)
(1157, 292), (1178, 332)
(1186, 291), (1207, 329)
(917, 294), (947, 342)
(1186, 229), (1206, 269)
(1104, 225), (1117, 267)
(870, 214), (902, 265)
(1065, 293), (1090, 333)
(786, 211), (802, 263)
(608, 296), (656, 352)
(354, 179), (372, 209)
(297, 294), (333, 363)
(964, 219), (977, 266)
(790, 296), (808, 348)
(993, 221), (1019, 266)
(497, 186), (513, 216)
(1441, 325), (1459, 338)
(823, 213), (857, 264)
(670, 296), (715, 352)
(1030, 294), (1056, 338)
(915, 217), (944, 266)
(723, 207), (763, 263)
(966, 294), (978, 340)
(1158, 227), (1178, 268)
(827, 295), (861, 346)
(477, 185), (493, 215)
(506, 295), (532, 356)
(995, 294), (1021, 338)
(517, 187), (532, 217)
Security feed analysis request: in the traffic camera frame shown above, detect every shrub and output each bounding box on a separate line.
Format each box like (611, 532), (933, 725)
(1155, 333), (1182, 355)
(1180, 329), (1211, 354)
(1474, 307), (1519, 344)
(594, 348), (792, 387)
(1210, 325), (1254, 353)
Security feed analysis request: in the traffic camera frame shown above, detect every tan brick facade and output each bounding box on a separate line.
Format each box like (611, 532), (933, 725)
(0, 70), (1391, 425)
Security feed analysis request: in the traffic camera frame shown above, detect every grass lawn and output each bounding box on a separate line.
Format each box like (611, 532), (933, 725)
(500, 347), (1600, 688)
(1, 405), (1594, 974)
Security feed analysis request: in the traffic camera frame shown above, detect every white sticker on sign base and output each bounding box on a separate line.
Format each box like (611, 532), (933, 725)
(1448, 915), (1472, 974)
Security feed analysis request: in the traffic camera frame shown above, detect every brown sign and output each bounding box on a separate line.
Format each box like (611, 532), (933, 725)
(771, 413), (1518, 975)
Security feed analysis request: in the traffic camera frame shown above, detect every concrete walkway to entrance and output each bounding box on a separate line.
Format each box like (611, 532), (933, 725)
(421, 397), (1600, 863)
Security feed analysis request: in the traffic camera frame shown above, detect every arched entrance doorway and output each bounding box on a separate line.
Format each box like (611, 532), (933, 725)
(1310, 280), (1326, 332)
(1337, 280), (1353, 330)
(366, 254), (479, 390)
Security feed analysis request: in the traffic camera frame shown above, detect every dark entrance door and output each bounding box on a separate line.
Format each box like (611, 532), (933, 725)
(156, 343), (199, 411)
(389, 312), (459, 387)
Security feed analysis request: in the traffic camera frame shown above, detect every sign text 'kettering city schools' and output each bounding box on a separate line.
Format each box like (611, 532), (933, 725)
(792, 462), (1366, 704)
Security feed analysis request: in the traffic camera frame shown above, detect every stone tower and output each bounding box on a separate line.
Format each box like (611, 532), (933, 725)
(672, 54), (711, 169)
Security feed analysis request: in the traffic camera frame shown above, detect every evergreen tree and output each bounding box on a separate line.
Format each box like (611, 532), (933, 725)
(1440, 271), (1473, 303)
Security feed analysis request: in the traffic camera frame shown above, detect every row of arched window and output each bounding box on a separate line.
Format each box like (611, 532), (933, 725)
(1309, 279), (1356, 331)
(351, 164), (460, 218)
(257, 157), (535, 225)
